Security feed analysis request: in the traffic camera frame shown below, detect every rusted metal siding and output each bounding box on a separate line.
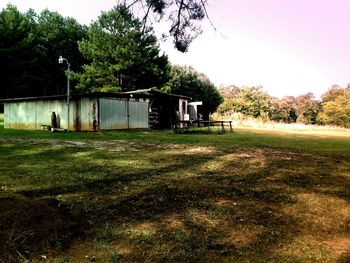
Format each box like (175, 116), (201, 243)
(4, 100), (69, 130)
(35, 100), (67, 129)
(76, 97), (98, 131)
(3, 95), (149, 131)
(4, 98), (98, 131)
(4, 101), (31, 129)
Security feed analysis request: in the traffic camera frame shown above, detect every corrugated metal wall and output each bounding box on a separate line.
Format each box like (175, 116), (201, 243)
(99, 99), (128, 129)
(4, 98), (98, 131)
(128, 101), (149, 128)
(4, 100), (69, 130)
(74, 97), (98, 131)
(4, 96), (149, 131)
(99, 98), (149, 129)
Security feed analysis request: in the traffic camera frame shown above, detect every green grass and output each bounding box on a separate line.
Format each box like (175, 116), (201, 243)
(0, 124), (349, 262)
(1, 124), (350, 156)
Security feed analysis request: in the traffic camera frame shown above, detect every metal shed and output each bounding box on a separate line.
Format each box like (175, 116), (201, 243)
(1, 92), (150, 131)
(123, 88), (193, 129)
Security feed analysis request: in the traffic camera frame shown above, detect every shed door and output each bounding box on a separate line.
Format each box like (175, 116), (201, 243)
(99, 99), (149, 129)
(99, 99), (128, 129)
(128, 101), (149, 128)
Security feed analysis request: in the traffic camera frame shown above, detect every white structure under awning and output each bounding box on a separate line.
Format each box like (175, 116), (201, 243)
(188, 101), (203, 120)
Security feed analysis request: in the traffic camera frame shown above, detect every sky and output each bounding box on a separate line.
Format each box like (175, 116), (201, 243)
(1, 0), (350, 98)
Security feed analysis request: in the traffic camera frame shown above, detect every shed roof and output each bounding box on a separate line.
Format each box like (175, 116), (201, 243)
(0, 89), (191, 103)
(0, 92), (150, 103)
(122, 88), (192, 100)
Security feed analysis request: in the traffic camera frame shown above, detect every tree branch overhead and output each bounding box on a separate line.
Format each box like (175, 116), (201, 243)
(123, 0), (209, 52)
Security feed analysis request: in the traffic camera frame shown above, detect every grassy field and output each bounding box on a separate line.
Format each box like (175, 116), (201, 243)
(0, 124), (349, 262)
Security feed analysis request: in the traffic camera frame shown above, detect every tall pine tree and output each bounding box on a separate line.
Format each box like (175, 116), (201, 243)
(74, 5), (170, 93)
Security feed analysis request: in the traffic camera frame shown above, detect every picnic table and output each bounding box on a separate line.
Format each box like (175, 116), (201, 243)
(175, 120), (233, 133)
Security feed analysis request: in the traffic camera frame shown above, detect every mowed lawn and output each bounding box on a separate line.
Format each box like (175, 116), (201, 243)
(0, 124), (349, 263)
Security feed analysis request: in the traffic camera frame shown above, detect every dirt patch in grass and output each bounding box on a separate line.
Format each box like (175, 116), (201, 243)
(0, 193), (88, 262)
(0, 137), (217, 154)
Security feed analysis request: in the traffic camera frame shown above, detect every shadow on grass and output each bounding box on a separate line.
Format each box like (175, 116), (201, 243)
(0, 140), (349, 262)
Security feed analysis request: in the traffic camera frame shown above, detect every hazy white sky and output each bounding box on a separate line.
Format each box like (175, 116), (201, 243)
(1, 0), (349, 98)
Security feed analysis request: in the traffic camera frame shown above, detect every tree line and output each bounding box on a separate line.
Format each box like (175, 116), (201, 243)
(1, 4), (349, 128)
(0, 5), (87, 98)
(217, 84), (350, 128)
(0, 4), (222, 118)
